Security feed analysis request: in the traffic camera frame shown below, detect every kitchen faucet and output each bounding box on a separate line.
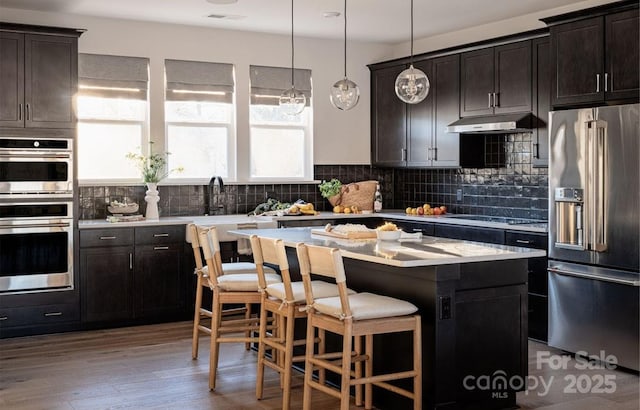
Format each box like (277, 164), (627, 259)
(205, 176), (225, 215)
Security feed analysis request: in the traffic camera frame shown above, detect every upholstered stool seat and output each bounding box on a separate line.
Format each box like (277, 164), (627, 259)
(312, 292), (417, 321)
(265, 280), (355, 304)
(217, 272), (281, 291)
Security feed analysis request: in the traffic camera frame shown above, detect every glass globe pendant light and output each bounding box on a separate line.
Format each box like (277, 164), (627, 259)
(395, 0), (429, 104)
(330, 0), (360, 111)
(279, 0), (306, 116)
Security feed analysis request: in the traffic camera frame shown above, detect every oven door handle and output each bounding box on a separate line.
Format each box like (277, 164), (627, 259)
(0, 222), (71, 230)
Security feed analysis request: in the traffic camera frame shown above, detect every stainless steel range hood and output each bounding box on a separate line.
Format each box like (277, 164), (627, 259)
(446, 112), (535, 134)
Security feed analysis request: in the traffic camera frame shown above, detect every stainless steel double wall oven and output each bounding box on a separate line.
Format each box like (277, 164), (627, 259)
(0, 137), (74, 294)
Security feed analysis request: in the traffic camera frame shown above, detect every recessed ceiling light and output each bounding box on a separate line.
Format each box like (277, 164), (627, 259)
(206, 0), (238, 4)
(323, 11), (341, 18)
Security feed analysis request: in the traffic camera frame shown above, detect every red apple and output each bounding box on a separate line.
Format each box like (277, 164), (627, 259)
(433, 207), (442, 215)
(417, 206), (424, 215)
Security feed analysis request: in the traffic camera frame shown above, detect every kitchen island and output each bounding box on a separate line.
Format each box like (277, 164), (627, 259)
(229, 227), (545, 410)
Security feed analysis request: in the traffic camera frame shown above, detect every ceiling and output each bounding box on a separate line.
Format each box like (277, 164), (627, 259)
(0, 0), (602, 43)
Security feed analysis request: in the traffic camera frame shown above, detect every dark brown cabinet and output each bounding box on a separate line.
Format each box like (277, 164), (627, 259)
(80, 225), (186, 326)
(546, 7), (639, 107)
(370, 55), (460, 168)
(505, 230), (548, 342)
(532, 37), (551, 167)
(370, 65), (407, 166)
(0, 30), (78, 129)
(434, 224), (505, 244)
(460, 41), (532, 117)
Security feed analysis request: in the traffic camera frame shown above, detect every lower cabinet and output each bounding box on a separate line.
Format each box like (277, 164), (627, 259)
(79, 225), (186, 327)
(505, 230), (548, 342)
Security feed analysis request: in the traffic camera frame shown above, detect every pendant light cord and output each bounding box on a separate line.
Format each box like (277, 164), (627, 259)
(290, 0), (295, 87)
(343, 0), (347, 78)
(410, 0), (414, 64)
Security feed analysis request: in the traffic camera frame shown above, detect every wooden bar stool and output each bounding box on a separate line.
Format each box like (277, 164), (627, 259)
(250, 234), (354, 409)
(195, 225), (282, 390)
(296, 243), (422, 410)
(187, 223), (276, 359)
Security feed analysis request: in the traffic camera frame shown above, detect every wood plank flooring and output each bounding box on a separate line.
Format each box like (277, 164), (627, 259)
(1, 321), (637, 409)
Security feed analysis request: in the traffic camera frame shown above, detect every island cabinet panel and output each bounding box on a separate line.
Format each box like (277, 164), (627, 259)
(0, 30), (78, 129)
(79, 225), (188, 327)
(339, 257), (529, 410)
(434, 224), (505, 244)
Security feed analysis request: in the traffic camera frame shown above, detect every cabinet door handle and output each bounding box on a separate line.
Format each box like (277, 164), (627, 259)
(493, 92), (499, 107)
(153, 233), (169, 237)
(154, 246), (169, 251)
(0, 316), (8, 321)
(44, 312), (62, 317)
(488, 92), (493, 108)
(532, 142), (539, 159)
(516, 239), (533, 244)
(99, 236), (117, 240)
(25, 103), (30, 121)
(129, 253), (133, 270)
(18, 103), (23, 121)
(596, 74), (600, 93)
(401, 148), (407, 161)
(433, 147), (438, 161)
(604, 73), (608, 92)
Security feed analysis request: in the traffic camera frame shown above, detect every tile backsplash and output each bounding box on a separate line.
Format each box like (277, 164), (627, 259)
(79, 133), (547, 221)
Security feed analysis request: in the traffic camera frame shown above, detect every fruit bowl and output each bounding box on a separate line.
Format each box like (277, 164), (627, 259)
(107, 202), (139, 215)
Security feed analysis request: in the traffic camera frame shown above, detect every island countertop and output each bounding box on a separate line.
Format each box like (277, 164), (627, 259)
(228, 227), (546, 268)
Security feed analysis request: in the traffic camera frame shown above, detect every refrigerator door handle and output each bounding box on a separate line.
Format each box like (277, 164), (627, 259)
(585, 121), (607, 252)
(548, 267), (640, 286)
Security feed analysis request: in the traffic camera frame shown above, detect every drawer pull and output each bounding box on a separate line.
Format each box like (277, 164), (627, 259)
(153, 233), (169, 237)
(516, 239), (532, 244)
(154, 246), (169, 251)
(99, 236), (117, 240)
(0, 316), (8, 321)
(44, 312), (62, 317)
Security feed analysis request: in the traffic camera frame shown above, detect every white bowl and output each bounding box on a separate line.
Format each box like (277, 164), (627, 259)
(376, 230), (401, 241)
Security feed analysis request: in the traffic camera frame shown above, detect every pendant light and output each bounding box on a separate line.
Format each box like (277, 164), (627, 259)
(330, 0), (360, 111)
(279, 0), (306, 116)
(395, 0), (429, 104)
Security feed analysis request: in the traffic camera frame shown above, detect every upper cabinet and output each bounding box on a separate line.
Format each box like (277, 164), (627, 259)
(532, 37), (551, 167)
(0, 27), (80, 129)
(370, 54), (460, 168)
(544, 3), (639, 107)
(370, 65), (407, 167)
(460, 41), (532, 117)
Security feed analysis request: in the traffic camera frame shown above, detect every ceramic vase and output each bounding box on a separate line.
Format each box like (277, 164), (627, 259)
(145, 182), (160, 221)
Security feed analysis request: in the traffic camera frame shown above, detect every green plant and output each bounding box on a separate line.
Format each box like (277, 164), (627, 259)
(126, 142), (183, 183)
(318, 178), (342, 198)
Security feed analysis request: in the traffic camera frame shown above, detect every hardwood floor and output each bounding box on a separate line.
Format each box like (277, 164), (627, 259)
(1, 321), (637, 409)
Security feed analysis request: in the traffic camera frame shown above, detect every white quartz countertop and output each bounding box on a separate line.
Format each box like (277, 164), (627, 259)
(228, 227), (546, 268)
(78, 210), (547, 234)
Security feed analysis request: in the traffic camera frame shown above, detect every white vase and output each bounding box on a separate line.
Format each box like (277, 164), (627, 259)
(145, 182), (160, 221)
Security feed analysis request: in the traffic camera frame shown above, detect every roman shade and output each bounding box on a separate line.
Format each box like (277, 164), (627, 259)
(78, 53), (149, 100)
(165, 59), (234, 103)
(250, 65), (312, 106)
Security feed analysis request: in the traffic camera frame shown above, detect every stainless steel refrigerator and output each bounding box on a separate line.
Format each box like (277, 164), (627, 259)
(548, 103), (639, 371)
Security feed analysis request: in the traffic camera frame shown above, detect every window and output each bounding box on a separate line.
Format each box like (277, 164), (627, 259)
(249, 65), (313, 181)
(165, 60), (235, 182)
(77, 54), (149, 182)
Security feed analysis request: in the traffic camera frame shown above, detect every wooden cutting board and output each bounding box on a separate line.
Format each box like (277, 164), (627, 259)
(310, 228), (377, 239)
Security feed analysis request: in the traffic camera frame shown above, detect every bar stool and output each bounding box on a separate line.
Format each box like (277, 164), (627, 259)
(187, 223), (277, 359)
(250, 234), (355, 409)
(195, 225), (282, 390)
(296, 243), (422, 410)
